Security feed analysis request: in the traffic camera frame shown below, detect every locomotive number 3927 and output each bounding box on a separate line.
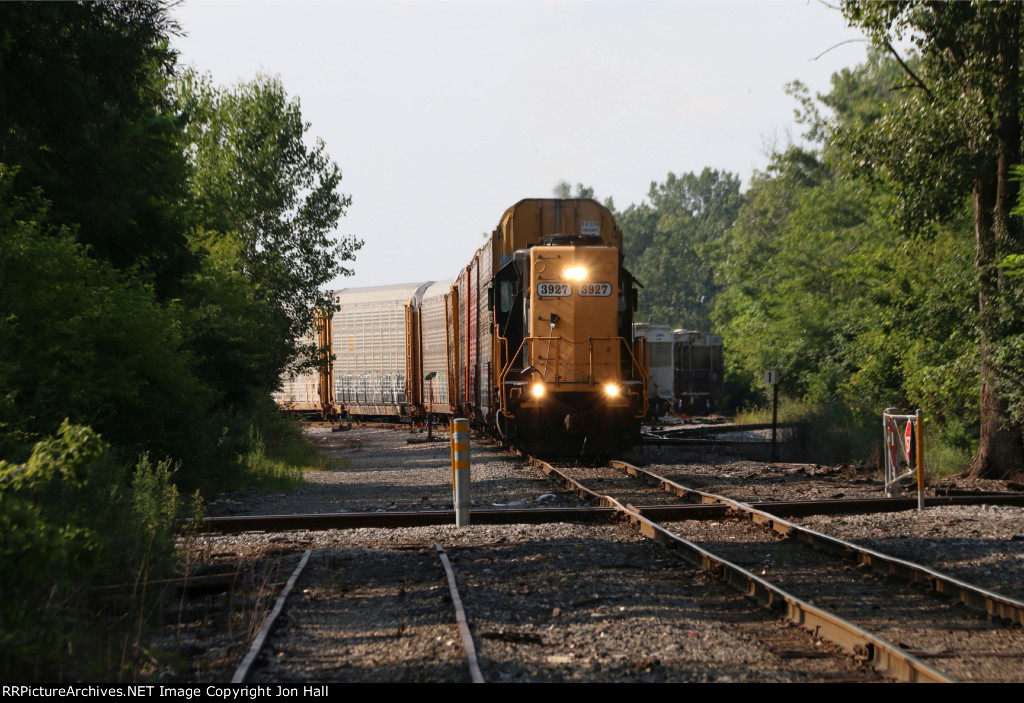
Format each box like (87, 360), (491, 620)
(578, 282), (613, 297)
(537, 282), (571, 297)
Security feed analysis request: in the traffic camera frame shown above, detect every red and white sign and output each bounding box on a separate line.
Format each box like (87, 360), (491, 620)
(904, 421), (914, 459)
(886, 417), (900, 468)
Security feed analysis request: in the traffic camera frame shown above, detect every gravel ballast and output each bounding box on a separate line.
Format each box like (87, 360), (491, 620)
(181, 424), (1024, 683)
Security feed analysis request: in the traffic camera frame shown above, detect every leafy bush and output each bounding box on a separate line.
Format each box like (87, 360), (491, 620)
(0, 171), (208, 462)
(0, 422), (180, 680)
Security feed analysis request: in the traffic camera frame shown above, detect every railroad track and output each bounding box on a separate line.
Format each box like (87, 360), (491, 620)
(200, 472), (1023, 682)
(533, 458), (1024, 683)
(183, 423), (1024, 682)
(232, 544), (483, 683)
(185, 524), (893, 683)
(196, 495), (1024, 534)
(641, 422), (797, 445)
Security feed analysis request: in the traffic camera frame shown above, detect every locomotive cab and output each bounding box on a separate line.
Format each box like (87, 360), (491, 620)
(493, 233), (647, 456)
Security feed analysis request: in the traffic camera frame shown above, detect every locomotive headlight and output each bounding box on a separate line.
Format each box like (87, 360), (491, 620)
(563, 266), (587, 281)
(604, 384), (620, 397)
(531, 383), (546, 398)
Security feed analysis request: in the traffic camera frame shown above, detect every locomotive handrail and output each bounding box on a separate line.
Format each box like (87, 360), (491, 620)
(496, 335), (648, 418)
(496, 334), (512, 417)
(496, 335), (525, 417)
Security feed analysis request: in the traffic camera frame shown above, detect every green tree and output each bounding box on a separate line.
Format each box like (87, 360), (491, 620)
(175, 71), (362, 373)
(711, 149), (860, 401)
(0, 169), (205, 459)
(553, 181), (595, 199)
(842, 0), (1024, 477)
(0, 1), (194, 297)
(1, 421), (181, 678)
(621, 169), (742, 331)
(712, 54), (979, 437)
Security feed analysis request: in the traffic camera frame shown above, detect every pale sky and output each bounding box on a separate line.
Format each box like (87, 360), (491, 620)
(170, 0), (871, 289)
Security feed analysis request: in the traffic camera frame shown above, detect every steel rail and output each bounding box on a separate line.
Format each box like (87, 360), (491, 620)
(611, 460), (1024, 626)
(192, 493), (1024, 535)
(436, 543), (485, 683)
(641, 437), (761, 447)
(194, 507), (617, 533)
(232, 549), (312, 683)
(227, 545), (485, 683)
(532, 458), (953, 683)
(643, 422), (800, 437)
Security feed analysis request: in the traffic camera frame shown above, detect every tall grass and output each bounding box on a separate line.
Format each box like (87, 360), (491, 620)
(735, 398), (878, 465)
(235, 407), (326, 488)
(0, 423), (182, 680)
(239, 425), (308, 489)
(735, 397), (976, 478)
(924, 420), (975, 478)
(171, 400), (324, 492)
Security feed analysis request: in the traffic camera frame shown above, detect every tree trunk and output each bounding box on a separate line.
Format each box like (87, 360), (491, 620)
(968, 2), (1024, 478)
(970, 180), (1024, 478)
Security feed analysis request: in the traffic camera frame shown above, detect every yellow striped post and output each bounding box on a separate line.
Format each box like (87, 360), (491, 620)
(451, 418), (471, 526)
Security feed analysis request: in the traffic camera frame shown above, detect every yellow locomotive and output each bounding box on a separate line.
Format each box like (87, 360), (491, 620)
(484, 199), (647, 455)
(276, 198), (648, 457)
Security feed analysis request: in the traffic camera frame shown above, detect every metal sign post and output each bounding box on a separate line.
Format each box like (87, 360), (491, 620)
(882, 408), (925, 509)
(425, 371), (437, 441)
(764, 370), (779, 463)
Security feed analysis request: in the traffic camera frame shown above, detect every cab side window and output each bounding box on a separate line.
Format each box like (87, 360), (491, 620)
(500, 279), (515, 313)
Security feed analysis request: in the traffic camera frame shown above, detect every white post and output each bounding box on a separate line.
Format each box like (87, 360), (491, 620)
(451, 418), (470, 526)
(883, 407), (899, 497)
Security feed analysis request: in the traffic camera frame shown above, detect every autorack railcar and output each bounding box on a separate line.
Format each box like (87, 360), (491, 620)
(273, 309), (336, 417)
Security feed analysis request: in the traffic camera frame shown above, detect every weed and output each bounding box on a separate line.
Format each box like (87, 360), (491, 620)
(240, 427), (305, 489)
(735, 398), (877, 464)
(924, 429), (973, 478)
(737, 397), (976, 477)
(0, 423), (186, 681)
